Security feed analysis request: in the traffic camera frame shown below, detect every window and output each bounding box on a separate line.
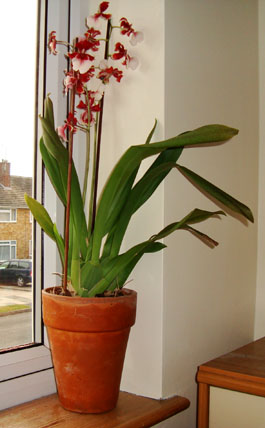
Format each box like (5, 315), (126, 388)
(0, 209), (16, 223)
(0, 0), (74, 410)
(0, 241), (16, 261)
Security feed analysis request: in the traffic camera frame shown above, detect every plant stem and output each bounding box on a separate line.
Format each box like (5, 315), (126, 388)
(82, 92), (91, 205)
(82, 128), (90, 204)
(83, 128), (90, 206)
(63, 86), (76, 293)
(87, 111), (99, 240)
(90, 19), (111, 234)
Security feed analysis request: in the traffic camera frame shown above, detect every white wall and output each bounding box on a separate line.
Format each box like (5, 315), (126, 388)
(162, 1), (258, 426)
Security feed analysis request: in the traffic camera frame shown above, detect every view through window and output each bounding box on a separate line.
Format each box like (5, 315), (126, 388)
(0, 1), (38, 350)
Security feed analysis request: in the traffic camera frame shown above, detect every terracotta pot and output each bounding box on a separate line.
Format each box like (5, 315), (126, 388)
(42, 287), (137, 413)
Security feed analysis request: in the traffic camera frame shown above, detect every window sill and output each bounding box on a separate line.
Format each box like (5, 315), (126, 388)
(0, 392), (190, 427)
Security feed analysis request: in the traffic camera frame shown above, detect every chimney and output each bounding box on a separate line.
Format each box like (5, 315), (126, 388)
(0, 160), (11, 187)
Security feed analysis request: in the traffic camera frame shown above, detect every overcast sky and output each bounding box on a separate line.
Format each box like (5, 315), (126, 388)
(0, 2), (37, 177)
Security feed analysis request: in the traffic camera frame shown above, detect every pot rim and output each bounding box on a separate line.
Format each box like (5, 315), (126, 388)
(42, 287), (137, 304)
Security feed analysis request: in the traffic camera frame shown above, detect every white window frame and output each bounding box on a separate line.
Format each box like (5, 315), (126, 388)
(0, 0), (79, 410)
(29, 240), (32, 258)
(0, 208), (17, 223)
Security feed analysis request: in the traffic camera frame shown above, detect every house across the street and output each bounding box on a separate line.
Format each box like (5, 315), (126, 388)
(0, 160), (32, 261)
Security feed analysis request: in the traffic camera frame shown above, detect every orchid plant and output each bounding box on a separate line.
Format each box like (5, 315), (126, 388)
(25, 2), (253, 297)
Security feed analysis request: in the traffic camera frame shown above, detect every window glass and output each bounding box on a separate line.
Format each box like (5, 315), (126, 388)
(0, 0), (37, 350)
(9, 262), (18, 269)
(0, 209), (17, 223)
(0, 241), (16, 261)
(0, 210), (11, 222)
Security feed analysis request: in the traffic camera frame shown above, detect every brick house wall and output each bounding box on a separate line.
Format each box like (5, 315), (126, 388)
(0, 209), (32, 259)
(0, 161), (32, 260)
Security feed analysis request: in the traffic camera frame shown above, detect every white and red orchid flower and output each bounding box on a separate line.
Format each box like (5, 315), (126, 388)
(130, 31), (144, 46)
(120, 17), (134, 36)
(48, 31), (58, 55)
(69, 52), (94, 74)
(111, 42), (127, 61)
(84, 28), (101, 52)
(87, 1), (111, 27)
(88, 77), (105, 101)
(64, 67), (95, 94)
(57, 125), (67, 141)
(126, 56), (139, 70)
(57, 113), (77, 141)
(98, 61), (123, 84)
(68, 37), (95, 74)
(77, 95), (101, 125)
(119, 17), (144, 46)
(111, 42), (139, 70)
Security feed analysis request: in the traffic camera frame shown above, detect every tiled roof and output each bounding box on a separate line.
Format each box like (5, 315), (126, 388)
(0, 176), (32, 209)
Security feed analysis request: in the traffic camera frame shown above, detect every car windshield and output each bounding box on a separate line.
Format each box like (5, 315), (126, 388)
(0, 262), (9, 269)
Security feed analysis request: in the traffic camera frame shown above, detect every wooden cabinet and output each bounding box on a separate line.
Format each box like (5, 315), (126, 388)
(196, 337), (265, 428)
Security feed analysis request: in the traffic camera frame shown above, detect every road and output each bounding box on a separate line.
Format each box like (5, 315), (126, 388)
(0, 311), (32, 349)
(0, 286), (33, 350)
(0, 285), (32, 307)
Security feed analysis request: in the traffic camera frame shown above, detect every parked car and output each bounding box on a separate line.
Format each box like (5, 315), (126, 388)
(0, 259), (32, 287)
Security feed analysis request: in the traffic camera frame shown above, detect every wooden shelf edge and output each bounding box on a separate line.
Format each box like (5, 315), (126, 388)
(0, 391), (190, 428)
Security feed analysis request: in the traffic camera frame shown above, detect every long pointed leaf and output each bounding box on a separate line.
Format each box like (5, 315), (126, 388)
(44, 94), (55, 128)
(145, 119), (157, 144)
(185, 225), (219, 247)
(40, 98), (88, 258)
(176, 164), (254, 222)
(40, 138), (66, 204)
(24, 194), (55, 241)
(151, 208), (225, 241)
(53, 223), (65, 264)
(70, 227), (81, 294)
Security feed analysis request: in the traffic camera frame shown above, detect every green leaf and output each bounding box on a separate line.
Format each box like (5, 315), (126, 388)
(150, 208), (225, 241)
(40, 138), (66, 204)
(184, 225), (219, 247)
(176, 164), (254, 222)
(24, 194), (55, 241)
(40, 116), (68, 170)
(81, 261), (104, 292)
(92, 124), (237, 262)
(53, 223), (65, 264)
(44, 94), (55, 128)
(145, 119), (157, 144)
(40, 98), (88, 259)
(70, 228), (81, 294)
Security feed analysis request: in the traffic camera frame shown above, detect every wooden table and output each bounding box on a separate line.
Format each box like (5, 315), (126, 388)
(196, 337), (265, 428)
(0, 391), (190, 427)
